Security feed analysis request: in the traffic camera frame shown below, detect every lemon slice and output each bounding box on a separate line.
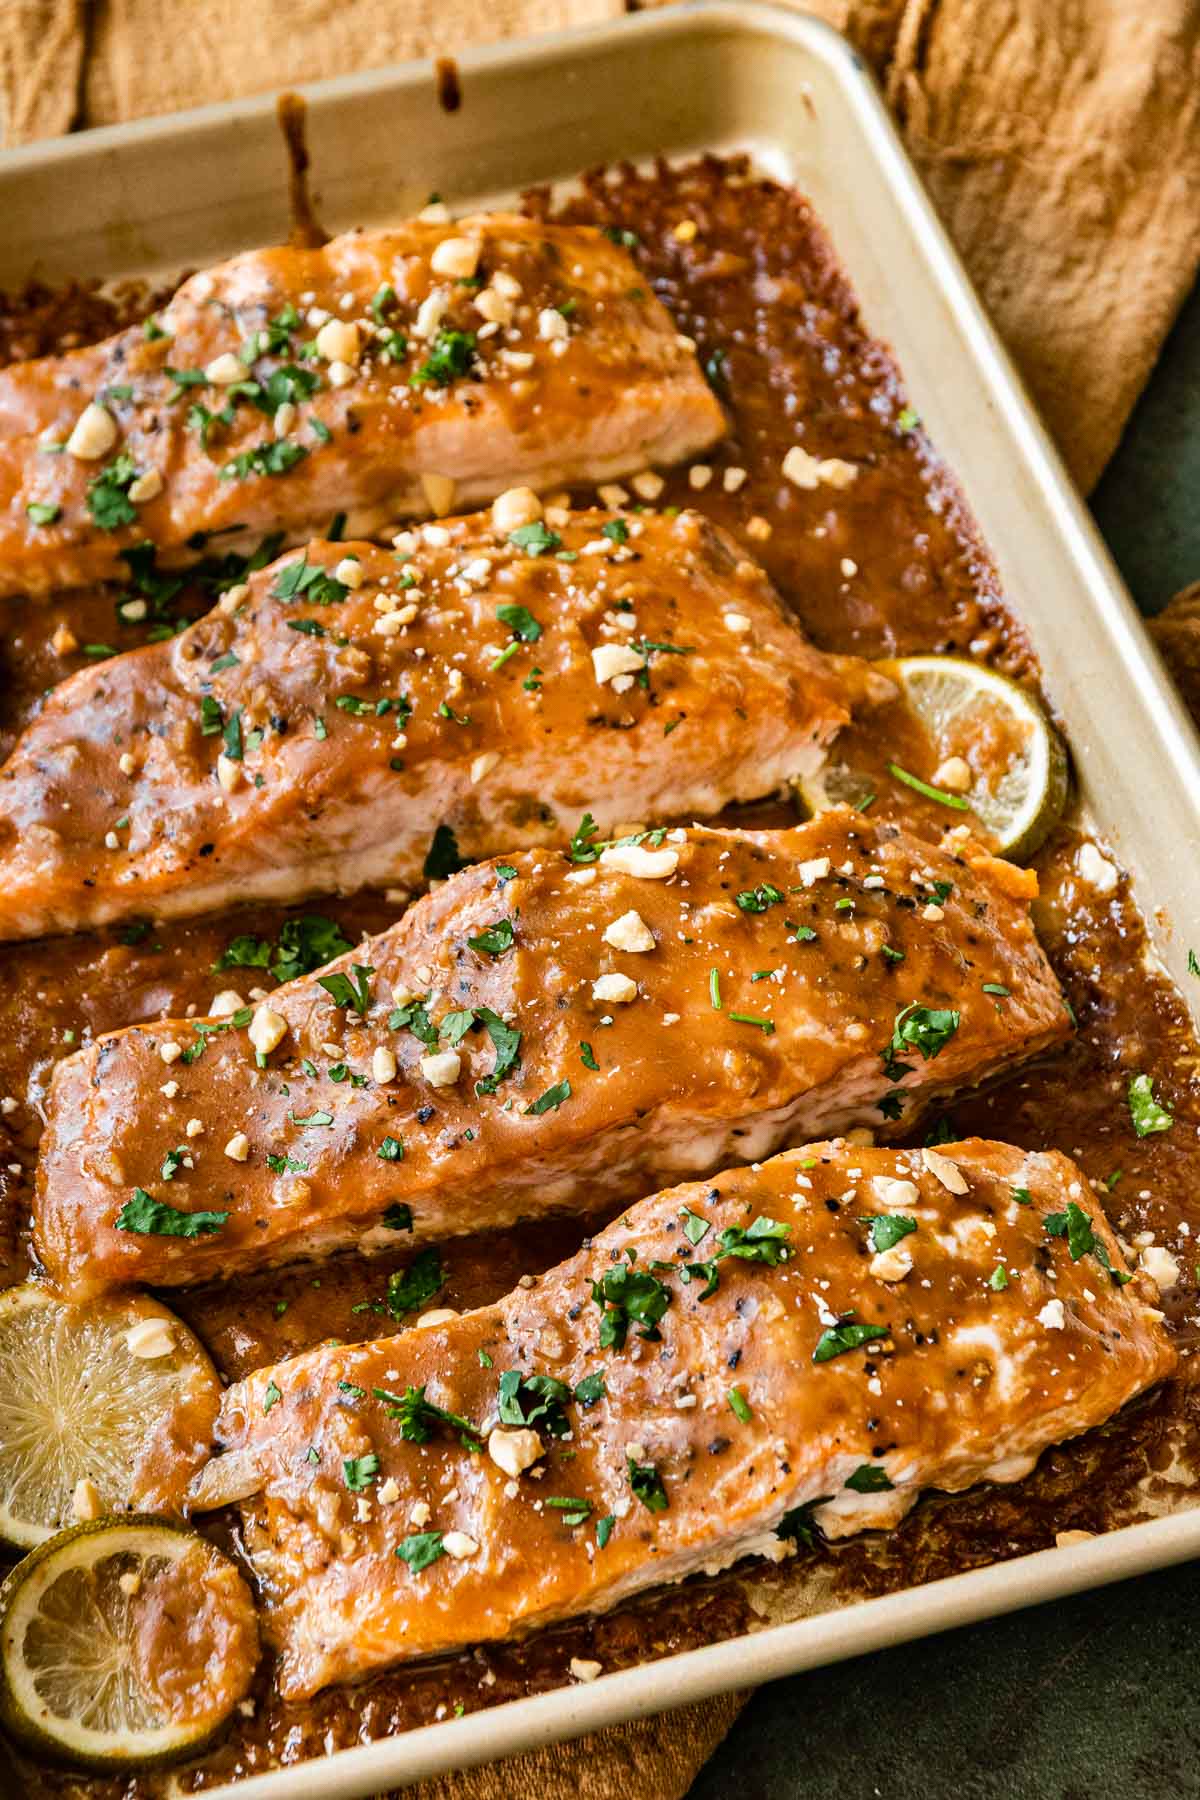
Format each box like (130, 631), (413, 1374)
(0, 1517), (259, 1770)
(0, 1285), (221, 1549)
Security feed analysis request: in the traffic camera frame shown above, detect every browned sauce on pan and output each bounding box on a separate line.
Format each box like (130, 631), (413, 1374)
(276, 92), (329, 250)
(6, 155), (1200, 1796)
(436, 56), (463, 113)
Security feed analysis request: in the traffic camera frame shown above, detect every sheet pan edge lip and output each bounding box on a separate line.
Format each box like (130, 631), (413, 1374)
(4, 5), (1197, 1794)
(0, 0), (837, 175)
(206, 1502), (1200, 1800)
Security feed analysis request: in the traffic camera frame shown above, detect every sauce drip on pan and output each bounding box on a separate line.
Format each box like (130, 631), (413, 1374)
(277, 91), (329, 249)
(436, 56), (462, 112)
(3, 154), (1199, 1796)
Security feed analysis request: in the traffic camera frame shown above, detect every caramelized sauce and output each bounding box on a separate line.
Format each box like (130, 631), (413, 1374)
(5, 155), (1199, 1795)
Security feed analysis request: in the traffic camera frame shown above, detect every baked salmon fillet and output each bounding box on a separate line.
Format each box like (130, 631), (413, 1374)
(199, 1137), (1174, 1699)
(35, 813), (1071, 1298)
(0, 508), (856, 940)
(0, 215), (725, 599)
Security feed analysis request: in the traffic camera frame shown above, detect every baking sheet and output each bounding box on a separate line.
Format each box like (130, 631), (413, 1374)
(3, 2), (1200, 1792)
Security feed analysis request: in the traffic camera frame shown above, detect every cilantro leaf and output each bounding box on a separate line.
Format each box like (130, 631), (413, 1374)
(467, 918), (514, 957)
(495, 602), (543, 641)
(272, 915), (353, 983)
(525, 1079), (571, 1116)
(410, 329), (477, 387)
(859, 1214), (917, 1254)
(395, 1530), (444, 1571)
(507, 522), (561, 557)
(86, 454), (139, 531)
(1128, 1072), (1173, 1137)
(343, 1453), (381, 1491)
(386, 1247), (444, 1317)
(373, 1381), (481, 1450)
(627, 1455), (668, 1512)
(592, 1265), (671, 1349)
(845, 1463), (894, 1493)
(812, 1318), (889, 1362)
(424, 823), (464, 882)
(115, 1188), (228, 1237)
(317, 963), (374, 1016)
(497, 1370), (571, 1437)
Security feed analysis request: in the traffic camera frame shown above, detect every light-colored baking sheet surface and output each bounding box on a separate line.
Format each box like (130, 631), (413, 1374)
(3, 3), (1200, 1793)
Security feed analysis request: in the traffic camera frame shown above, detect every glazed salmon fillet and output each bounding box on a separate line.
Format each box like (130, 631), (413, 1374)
(35, 814), (1070, 1298)
(201, 1138), (1174, 1698)
(0, 508), (856, 940)
(0, 215), (724, 599)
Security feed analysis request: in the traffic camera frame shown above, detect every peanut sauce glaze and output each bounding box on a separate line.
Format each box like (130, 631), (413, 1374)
(4, 156), (1200, 1794)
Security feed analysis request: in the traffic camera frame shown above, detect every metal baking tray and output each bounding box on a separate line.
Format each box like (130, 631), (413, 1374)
(4, 3), (1200, 1793)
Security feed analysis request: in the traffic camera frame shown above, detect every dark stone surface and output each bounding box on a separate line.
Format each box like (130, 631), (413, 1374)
(687, 275), (1200, 1798)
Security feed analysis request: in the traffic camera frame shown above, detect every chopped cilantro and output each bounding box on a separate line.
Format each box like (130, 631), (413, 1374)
(627, 1455), (668, 1512)
(386, 1247), (444, 1317)
(343, 1453), (380, 1491)
(410, 329), (476, 387)
(845, 1463), (893, 1493)
(374, 1381), (481, 1450)
(495, 602), (543, 640)
(25, 501), (60, 526)
(882, 1003), (960, 1080)
(498, 1370), (571, 1437)
(507, 522), (561, 557)
(860, 1214), (917, 1254)
(573, 1370), (607, 1407)
(378, 1138), (405, 1165)
(395, 1531), (444, 1571)
(812, 1318), (889, 1362)
(317, 962), (374, 1016)
(525, 1079), (571, 1116)
(735, 883), (784, 914)
(220, 439), (309, 481)
(579, 1041), (599, 1071)
(1044, 1200), (1132, 1284)
(115, 1188), (228, 1237)
(424, 823), (464, 881)
(1128, 1072), (1173, 1137)
(592, 1264), (671, 1349)
(680, 1215), (792, 1299)
(467, 918), (514, 957)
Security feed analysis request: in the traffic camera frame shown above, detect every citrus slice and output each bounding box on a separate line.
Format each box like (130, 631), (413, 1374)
(794, 758), (880, 816)
(883, 655), (1068, 858)
(0, 1517), (259, 1770)
(799, 656), (1069, 860)
(0, 1284), (221, 1549)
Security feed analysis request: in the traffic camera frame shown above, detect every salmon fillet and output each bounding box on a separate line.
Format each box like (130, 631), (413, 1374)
(0, 215), (724, 599)
(202, 1137), (1174, 1699)
(35, 814), (1070, 1298)
(0, 509), (854, 940)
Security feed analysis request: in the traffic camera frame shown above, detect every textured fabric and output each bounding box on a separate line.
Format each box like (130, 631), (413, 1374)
(0, 1), (1197, 1794)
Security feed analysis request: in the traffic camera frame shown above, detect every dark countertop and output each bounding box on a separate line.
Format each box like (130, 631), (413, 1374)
(688, 277), (1200, 1799)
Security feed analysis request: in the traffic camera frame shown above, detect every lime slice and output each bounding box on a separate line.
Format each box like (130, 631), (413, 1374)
(0, 1285), (221, 1549)
(0, 1517), (258, 1770)
(795, 759), (879, 814)
(885, 656), (1068, 858)
(799, 656), (1068, 860)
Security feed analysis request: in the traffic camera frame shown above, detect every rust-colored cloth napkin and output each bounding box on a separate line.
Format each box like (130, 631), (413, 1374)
(2, 2), (1200, 1796)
